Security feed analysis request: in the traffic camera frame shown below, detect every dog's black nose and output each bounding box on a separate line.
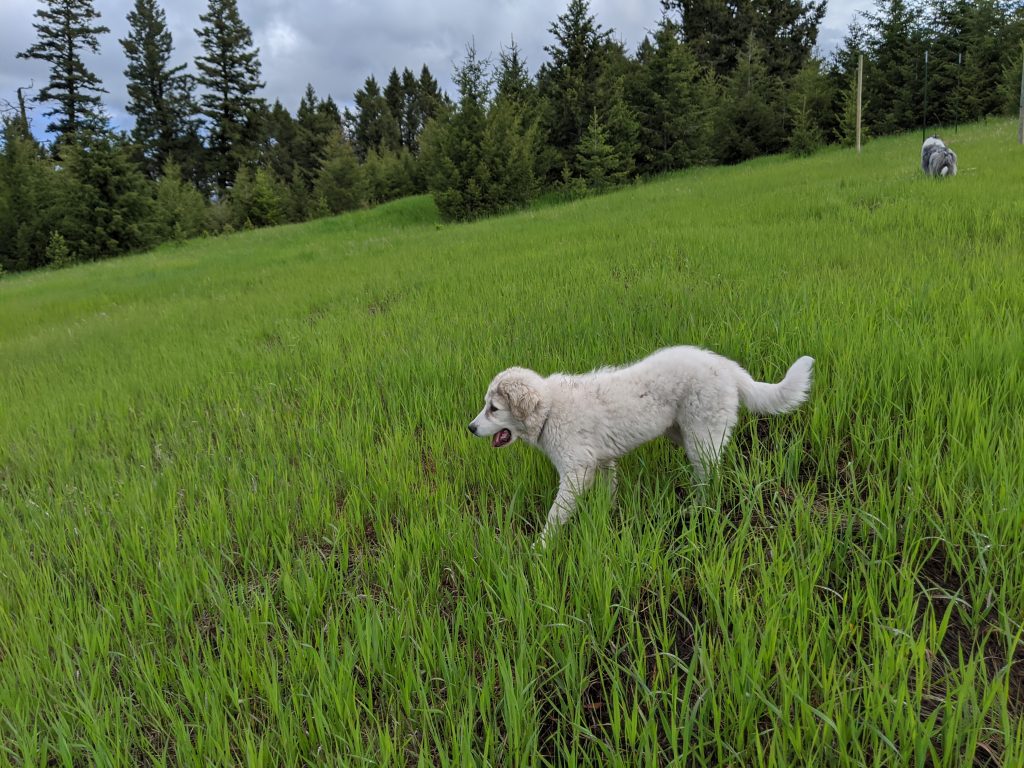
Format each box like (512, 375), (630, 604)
(467, 423), (477, 435)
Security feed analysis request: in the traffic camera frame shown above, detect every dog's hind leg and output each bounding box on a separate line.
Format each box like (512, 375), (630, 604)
(681, 407), (738, 484)
(537, 466), (596, 548)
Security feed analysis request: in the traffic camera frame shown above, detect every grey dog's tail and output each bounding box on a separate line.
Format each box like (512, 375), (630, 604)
(736, 356), (814, 414)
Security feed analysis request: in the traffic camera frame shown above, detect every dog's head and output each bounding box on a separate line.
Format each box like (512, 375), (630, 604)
(467, 367), (547, 448)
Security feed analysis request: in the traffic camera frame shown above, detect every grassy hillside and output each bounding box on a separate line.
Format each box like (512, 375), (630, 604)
(2, 120), (1022, 766)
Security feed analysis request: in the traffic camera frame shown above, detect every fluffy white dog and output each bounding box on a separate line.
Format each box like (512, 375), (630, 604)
(468, 347), (814, 546)
(921, 136), (957, 177)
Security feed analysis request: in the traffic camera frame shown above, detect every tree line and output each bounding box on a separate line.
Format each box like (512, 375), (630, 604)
(2, 0), (1022, 272)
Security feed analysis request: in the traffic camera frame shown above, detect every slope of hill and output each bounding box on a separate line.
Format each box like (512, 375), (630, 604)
(2, 120), (1022, 765)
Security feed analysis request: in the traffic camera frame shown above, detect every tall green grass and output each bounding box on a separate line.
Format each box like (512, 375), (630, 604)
(2, 119), (1022, 766)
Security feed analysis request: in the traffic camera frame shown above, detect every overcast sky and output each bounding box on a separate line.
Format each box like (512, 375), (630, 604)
(2, 0), (867, 136)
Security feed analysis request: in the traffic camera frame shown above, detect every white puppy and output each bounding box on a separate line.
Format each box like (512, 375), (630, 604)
(468, 347), (814, 546)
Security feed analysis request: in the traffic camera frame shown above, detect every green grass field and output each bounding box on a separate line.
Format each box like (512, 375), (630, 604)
(2, 119), (1023, 766)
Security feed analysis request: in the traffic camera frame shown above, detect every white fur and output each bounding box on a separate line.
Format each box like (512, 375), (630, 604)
(468, 346), (814, 547)
(921, 136), (957, 177)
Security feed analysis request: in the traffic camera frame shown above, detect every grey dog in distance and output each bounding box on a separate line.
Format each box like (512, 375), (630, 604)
(921, 136), (957, 177)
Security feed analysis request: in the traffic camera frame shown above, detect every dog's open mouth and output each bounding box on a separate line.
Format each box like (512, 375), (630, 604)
(492, 429), (512, 448)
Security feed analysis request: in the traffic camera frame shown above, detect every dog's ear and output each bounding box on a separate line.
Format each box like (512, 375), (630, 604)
(497, 376), (540, 421)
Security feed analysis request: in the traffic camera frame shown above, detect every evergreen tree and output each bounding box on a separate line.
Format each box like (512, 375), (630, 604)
(494, 39), (544, 185)
(834, 72), (870, 146)
(421, 43), (537, 221)
(45, 231), (74, 267)
(713, 34), (786, 163)
(194, 0), (266, 187)
(347, 75), (401, 160)
(0, 122), (62, 271)
(314, 134), (364, 214)
(861, 0), (925, 135)
(152, 160), (208, 241)
(121, 0), (199, 179)
(263, 99), (296, 179)
(929, 0), (1016, 126)
(56, 132), (156, 262)
(285, 164), (311, 221)
(384, 69), (405, 142)
(496, 37), (535, 106)
(998, 4), (1024, 115)
(828, 19), (870, 145)
(0, 87), (34, 142)
(17, 0), (110, 140)
(632, 19), (716, 172)
(661, 0), (826, 81)
(787, 58), (832, 155)
(599, 75), (640, 179)
(399, 68), (420, 150)
(420, 43), (491, 221)
(832, 17), (871, 80)
(537, 0), (613, 175)
(229, 166), (287, 228)
(414, 65), (447, 138)
(575, 110), (625, 189)
(360, 148), (413, 204)
(481, 96), (538, 210)
(293, 84), (341, 185)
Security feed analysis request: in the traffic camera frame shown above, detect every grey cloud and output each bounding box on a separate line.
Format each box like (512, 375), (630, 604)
(2, 0), (867, 137)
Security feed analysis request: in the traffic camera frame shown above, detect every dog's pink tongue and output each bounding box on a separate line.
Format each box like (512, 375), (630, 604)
(492, 429), (511, 448)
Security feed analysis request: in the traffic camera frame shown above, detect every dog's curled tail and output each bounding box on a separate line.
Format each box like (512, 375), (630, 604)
(737, 356), (814, 415)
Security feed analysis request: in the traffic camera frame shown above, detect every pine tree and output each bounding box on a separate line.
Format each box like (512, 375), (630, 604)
(285, 164), (310, 222)
(713, 34), (786, 163)
(194, 0), (266, 187)
(862, 0), (925, 135)
(575, 110), (624, 190)
(384, 69), (405, 142)
(828, 17), (869, 144)
(347, 76), (401, 160)
(600, 75), (640, 179)
(493, 39), (543, 189)
(633, 19), (717, 172)
(121, 0), (199, 179)
(929, 0), (1015, 125)
(229, 166), (286, 228)
(496, 37), (535, 106)
(420, 43), (491, 221)
(661, 0), (826, 81)
(999, 39), (1024, 116)
(481, 96), (538, 210)
(314, 134), (364, 214)
(17, 0), (111, 140)
(399, 68), (420, 150)
(415, 65), (447, 136)
(293, 84), (341, 185)
(537, 0), (613, 175)
(263, 99), (296, 180)
(152, 160), (208, 241)
(787, 59), (831, 155)
(57, 132), (156, 261)
(834, 72), (870, 146)
(421, 42), (540, 221)
(0, 122), (63, 271)
(361, 148), (415, 204)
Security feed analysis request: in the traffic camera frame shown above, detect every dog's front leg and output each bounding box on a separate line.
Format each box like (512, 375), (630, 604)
(536, 467), (595, 548)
